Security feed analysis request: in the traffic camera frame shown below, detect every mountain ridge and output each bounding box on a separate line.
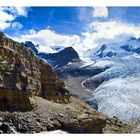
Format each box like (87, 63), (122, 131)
(24, 41), (80, 68)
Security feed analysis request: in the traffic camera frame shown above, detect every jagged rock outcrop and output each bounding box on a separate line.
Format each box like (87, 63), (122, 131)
(0, 32), (69, 111)
(61, 113), (106, 133)
(39, 60), (70, 102)
(24, 41), (38, 54)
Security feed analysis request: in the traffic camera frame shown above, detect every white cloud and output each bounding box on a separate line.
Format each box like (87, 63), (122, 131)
(5, 7), (140, 58)
(28, 29), (37, 34)
(14, 7), (29, 17)
(6, 7), (29, 17)
(11, 29), (84, 54)
(0, 9), (15, 22)
(0, 7), (29, 30)
(0, 7), (14, 30)
(0, 22), (11, 30)
(11, 20), (140, 57)
(92, 7), (108, 18)
(11, 22), (23, 29)
(81, 21), (140, 49)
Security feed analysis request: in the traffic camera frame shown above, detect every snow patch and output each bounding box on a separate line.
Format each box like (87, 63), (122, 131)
(94, 59), (114, 68)
(41, 130), (68, 134)
(80, 57), (95, 68)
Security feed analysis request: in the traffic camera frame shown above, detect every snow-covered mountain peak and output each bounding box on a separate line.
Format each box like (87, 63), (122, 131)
(85, 37), (140, 60)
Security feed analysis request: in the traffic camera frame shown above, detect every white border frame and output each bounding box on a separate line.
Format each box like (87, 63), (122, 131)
(1, 0), (140, 6)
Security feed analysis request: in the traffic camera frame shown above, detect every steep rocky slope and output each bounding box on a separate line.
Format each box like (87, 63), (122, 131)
(24, 41), (38, 54)
(0, 32), (69, 111)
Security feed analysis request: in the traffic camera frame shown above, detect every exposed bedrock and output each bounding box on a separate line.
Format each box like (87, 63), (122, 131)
(0, 32), (70, 111)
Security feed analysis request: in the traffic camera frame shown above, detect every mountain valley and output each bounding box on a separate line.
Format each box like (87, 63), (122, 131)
(1, 30), (140, 133)
(0, 32), (134, 134)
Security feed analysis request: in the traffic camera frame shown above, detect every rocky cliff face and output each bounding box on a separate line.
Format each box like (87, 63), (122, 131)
(24, 41), (38, 54)
(0, 32), (69, 111)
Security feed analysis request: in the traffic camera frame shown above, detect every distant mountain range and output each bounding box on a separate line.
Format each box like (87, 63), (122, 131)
(23, 38), (140, 122)
(86, 37), (140, 59)
(24, 41), (80, 68)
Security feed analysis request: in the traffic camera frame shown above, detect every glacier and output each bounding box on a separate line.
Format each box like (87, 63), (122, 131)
(85, 38), (140, 122)
(87, 58), (140, 122)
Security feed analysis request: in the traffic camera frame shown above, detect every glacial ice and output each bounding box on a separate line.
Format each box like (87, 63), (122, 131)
(87, 57), (140, 122)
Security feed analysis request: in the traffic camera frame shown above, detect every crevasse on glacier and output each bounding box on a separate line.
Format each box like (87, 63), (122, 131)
(87, 58), (140, 122)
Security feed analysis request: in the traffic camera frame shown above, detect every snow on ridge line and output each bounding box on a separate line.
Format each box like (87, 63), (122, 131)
(85, 38), (140, 60)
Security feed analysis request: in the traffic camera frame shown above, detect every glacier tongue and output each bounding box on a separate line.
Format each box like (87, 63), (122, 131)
(88, 77), (140, 122)
(87, 58), (140, 122)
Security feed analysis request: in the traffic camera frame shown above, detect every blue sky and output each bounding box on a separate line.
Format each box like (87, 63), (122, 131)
(3, 7), (140, 35)
(1, 7), (140, 54)
(3, 7), (93, 35)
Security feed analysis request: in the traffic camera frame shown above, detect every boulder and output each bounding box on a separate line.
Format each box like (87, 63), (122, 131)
(61, 113), (106, 133)
(0, 122), (17, 134)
